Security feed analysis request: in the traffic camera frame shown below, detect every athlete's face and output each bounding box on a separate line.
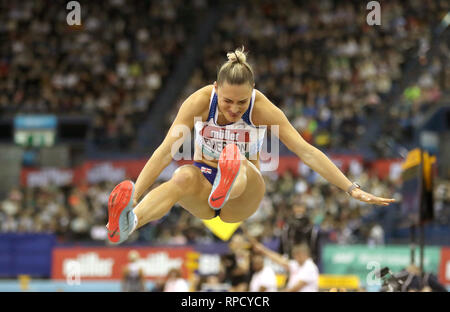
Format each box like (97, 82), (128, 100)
(215, 81), (253, 123)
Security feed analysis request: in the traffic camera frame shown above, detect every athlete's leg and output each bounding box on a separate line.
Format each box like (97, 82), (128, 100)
(227, 157), (247, 200)
(219, 159), (266, 223)
(208, 144), (249, 209)
(133, 165), (214, 229)
(177, 181), (216, 220)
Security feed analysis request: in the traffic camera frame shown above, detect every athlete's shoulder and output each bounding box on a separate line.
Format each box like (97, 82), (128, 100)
(187, 85), (214, 107)
(196, 84), (214, 100)
(181, 85), (213, 110)
(253, 88), (275, 113)
(252, 88), (282, 125)
(254, 88), (272, 106)
(201, 84), (215, 94)
(174, 85), (213, 123)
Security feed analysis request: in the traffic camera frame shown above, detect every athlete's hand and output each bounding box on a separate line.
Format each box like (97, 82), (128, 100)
(349, 188), (396, 206)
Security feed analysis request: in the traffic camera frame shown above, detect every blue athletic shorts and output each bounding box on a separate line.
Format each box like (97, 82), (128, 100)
(193, 161), (221, 217)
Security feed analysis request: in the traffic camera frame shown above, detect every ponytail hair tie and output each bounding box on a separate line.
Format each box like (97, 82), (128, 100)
(234, 52), (241, 64)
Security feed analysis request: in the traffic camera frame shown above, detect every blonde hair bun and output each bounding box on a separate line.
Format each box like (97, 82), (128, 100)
(218, 46), (254, 86)
(226, 46), (247, 64)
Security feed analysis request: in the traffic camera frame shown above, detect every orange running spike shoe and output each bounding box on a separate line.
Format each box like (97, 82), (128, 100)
(208, 143), (242, 210)
(106, 180), (135, 244)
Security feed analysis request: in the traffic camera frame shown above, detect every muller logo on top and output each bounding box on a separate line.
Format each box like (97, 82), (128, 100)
(171, 118), (279, 171)
(201, 125), (250, 143)
(199, 123), (253, 159)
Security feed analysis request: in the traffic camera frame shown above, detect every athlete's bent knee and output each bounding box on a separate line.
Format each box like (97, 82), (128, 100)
(171, 166), (199, 194)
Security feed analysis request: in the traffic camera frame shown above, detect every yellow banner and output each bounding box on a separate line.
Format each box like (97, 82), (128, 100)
(276, 274), (287, 288)
(274, 274), (360, 290)
(202, 216), (241, 241)
(422, 152), (436, 191)
(401, 148), (422, 171)
(319, 274), (360, 289)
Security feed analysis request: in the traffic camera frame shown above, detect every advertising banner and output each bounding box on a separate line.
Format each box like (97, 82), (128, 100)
(20, 156), (401, 187)
(21, 167), (75, 187)
(371, 159), (403, 180)
(322, 244), (441, 286)
(51, 246), (194, 280)
(0, 234), (56, 278)
(14, 115), (57, 129)
(328, 154), (364, 173)
(439, 247), (450, 285)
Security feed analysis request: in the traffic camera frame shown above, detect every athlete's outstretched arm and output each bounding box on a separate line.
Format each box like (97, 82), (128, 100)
(253, 90), (395, 206)
(133, 86), (210, 204)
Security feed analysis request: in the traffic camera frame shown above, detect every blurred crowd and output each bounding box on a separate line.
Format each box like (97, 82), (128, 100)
(1, 164), (449, 247)
(0, 181), (112, 241)
(0, 0), (448, 156)
(122, 233), (447, 292)
(170, 0), (449, 157)
(0, 0), (206, 150)
(377, 38), (450, 154)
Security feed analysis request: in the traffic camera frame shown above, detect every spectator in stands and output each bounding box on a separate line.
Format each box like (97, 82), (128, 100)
(398, 265), (447, 292)
(220, 234), (251, 292)
(249, 252), (278, 292)
(1, 160), (446, 248)
(193, 274), (230, 292)
(0, 0), (448, 252)
(121, 250), (146, 292)
(367, 223), (385, 246)
(279, 202), (320, 263)
(150, 279), (166, 292)
(163, 268), (190, 292)
(172, 0), (447, 158)
(0, 0), (207, 150)
(248, 235), (319, 292)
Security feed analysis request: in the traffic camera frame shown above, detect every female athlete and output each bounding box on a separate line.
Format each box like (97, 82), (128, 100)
(106, 47), (396, 244)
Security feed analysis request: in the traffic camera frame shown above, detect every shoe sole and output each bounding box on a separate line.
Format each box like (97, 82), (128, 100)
(208, 144), (241, 210)
(107, 180), (134, 243)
